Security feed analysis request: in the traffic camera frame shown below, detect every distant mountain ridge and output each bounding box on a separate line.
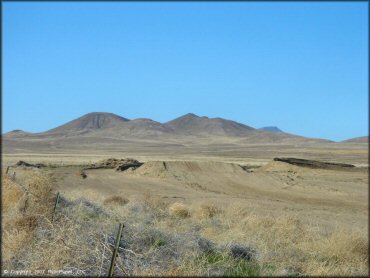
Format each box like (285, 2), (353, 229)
(3, 112), (333, 144)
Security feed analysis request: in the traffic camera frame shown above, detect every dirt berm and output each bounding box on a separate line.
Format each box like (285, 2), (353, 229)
(273, 157), (355, 170)
(14, 160), (46, 168)
(83, 158), (143, 171)
(126, 160), (248, 178)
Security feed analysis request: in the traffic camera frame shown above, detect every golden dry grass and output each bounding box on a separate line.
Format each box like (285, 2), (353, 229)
(2, 171), (54, 265)
(2, 176), (24, 211)
(2, 167), (368, 276)
(190, 204), (369, 276)
(168, 202), (191, 218)
(193, 203), (222, 219)
(103, 195), (129, 206)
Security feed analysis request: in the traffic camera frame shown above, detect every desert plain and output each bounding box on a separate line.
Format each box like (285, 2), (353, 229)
(2, 112), (368, 276)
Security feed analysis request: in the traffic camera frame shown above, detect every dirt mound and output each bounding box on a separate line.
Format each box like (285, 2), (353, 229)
(14, 161), (46, 168)
(126, 160), (247, 180)
(273, 157), (355, 169)
(84, 158), (143, 171)
(116, 159), (143, 171)
(258, 161), (303, 173)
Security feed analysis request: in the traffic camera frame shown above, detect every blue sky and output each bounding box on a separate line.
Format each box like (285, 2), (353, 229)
(3, 2), (368, 141)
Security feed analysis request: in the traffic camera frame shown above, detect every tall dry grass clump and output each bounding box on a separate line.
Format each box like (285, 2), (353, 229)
(2, 175), (24, 211)
(103, 195), (129, 206)
(142, 192), (169, 211)
(169, 202), (190, 218)
(193, 203), (222, 219)
(300, 228), (368, 275)
(2, 171), (54, 268)
(198, 204), (369, 276)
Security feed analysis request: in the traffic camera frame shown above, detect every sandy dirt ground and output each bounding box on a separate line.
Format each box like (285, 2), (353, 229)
(3, 140), (368, 231)
(6, 156), (368, 234)
(2, 141), (368, 165)
(2, 141), (368, 276)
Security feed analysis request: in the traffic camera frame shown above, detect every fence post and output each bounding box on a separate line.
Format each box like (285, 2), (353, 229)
(12, 172), (16, 181)
(51, 192), (60, 223)
(108, 223), (124, 277)
(6, 166), (10, 175)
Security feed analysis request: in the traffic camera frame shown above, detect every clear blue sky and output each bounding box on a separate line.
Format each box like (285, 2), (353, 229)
(3, 2), (368, 141)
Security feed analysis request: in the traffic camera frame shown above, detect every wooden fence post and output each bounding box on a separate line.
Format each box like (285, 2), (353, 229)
(51, 192), (60, 223)
(12, 172), (16, 181)
(6, 166), (10, 175)
(108, 223), (124, 277)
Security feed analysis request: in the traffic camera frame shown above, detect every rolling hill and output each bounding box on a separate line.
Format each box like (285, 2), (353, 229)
(47, 112), (129, 134)
(341, 136), (368, 143)
(2, 112), (334, 153)
(91, 118), (175, 138)
(164, 113), (255, 137)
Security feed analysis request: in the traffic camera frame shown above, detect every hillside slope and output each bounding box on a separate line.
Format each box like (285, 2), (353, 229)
(341, 136), (368, 143)
(164, 113), (255, 137)
(47, 112), (129, 134)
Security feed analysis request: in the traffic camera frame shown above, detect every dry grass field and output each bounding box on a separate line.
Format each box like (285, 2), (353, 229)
(2, 146), (368, 276)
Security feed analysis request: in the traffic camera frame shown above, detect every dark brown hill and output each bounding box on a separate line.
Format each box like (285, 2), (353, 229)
(3, 130), (32, 138)
(124, 118), (174, 135)
(47, 112), (129, 134)
(164, 113), (255, 137)
(91, 118), (175, 138)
